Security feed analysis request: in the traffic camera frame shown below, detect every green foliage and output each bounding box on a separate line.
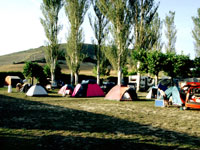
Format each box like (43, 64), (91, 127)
(92, 65), (110, 77)
(128, 70), (137, 76)
(132, 50), (192, 79)
(23, 62), (46, 84)
(89, 0), (109, 84)
(147, 50), (166, 76)
(151, 13), (163, 51)
(192, 57), (200, 77)
(98, 0), (133, 85)
(163, 53), (192, 78)
(132, 48), (148, 73)
(43, 63), (62, 80)
(122, 66), (128, 76)
(132, 0), (159, 50)
(65, 0), (89, 84)
(192, 8), (200, 57)
(164, 11), (177, 53)
(102, 45), (118, 70)
(40, 0), (63, 84)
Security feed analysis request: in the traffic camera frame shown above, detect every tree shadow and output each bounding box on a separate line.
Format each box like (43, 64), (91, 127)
(0, 94), (199, 149)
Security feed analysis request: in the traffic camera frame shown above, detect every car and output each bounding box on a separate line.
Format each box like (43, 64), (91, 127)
(179, 82), (200, 110)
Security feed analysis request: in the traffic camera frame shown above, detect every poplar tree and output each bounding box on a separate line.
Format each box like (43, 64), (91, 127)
(151, 13), (163, 51)
(98, 0), (133, 85)
(40, 0), (63, 87)
(131, 0), (158, 91)
(192, 8), (200, 57)
(164, 11), (177, 53)
(88, 0), (109, 85)
(132, 0), (159, 50)
(65, 0), (89, 85)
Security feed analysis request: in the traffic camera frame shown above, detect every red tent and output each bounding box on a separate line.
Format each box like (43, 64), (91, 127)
(72, 80), (105, 97)
(58, 84), (74, 96)
(105, 85), (137, 101)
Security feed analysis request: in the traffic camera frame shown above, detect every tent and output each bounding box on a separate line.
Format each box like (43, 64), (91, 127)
(58, 84), (74, 96)
(26, 85), (48, 97)
(5, 76), (22, 87)
(105, 85), (137, 101)
(72, 80), (105, 97)
(146, 86), (158, 99)
(21, 83), (32, 93)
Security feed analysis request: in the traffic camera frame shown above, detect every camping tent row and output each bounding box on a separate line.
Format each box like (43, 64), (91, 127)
(58, 79), (137, 101)
(24, 80), (137, 101)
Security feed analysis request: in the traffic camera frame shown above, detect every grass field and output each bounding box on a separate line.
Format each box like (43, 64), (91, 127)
(0, 87), (200, 150)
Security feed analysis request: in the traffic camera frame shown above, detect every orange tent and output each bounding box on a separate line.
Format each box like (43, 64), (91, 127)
(105, 85), (137, 101)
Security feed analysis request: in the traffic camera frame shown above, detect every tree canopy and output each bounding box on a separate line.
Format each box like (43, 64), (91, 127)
(192, 8), (200, 57)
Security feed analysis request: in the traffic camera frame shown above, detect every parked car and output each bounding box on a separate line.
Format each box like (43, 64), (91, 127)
(180, 82), (200, 110)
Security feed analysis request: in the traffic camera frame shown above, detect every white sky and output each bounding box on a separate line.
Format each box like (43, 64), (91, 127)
(0, 0), (200, 59)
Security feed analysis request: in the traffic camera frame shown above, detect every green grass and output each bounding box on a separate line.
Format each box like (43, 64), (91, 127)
(0, 87), (200, 150)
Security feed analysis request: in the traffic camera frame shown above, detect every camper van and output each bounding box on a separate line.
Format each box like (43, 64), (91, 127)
(128, 75), (154, 91)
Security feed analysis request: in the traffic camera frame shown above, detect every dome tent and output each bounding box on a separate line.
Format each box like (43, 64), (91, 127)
(105, 85), (137, 101)
(72, 79), (105, 97)
(26, 85), (48, 97)
(58, 84), (74, 96)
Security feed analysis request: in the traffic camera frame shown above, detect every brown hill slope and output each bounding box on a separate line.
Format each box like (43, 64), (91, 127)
(0, 43), (96, 65)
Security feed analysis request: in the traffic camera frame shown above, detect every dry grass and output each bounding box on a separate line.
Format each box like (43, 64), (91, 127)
(0, 88), (200, 150)
(0, 63), (117, 77)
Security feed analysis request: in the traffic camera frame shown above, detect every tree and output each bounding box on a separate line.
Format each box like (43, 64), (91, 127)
(23, 62), (45, 85)
(164, 11), (177, 53)
(131, 0), (159, 91)
(192, 57), (200, 77)
(151, 13), (163, 51)
(65, 0), (89, 85)
(163, 53), (192, 79)
(43, 63), (62, 80)
(98, 0), (133, 85)
(89, 0), (109, 85)
(147, 50), (165, 85)
(132, 0), (159, 50)
(192, 8), (200, 57)
(40, 0), (63, 86)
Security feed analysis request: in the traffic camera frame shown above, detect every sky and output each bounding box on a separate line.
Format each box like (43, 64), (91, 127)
(0, 0), (200, 59)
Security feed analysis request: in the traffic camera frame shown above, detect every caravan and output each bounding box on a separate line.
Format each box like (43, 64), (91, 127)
(128, 75), (154, 91)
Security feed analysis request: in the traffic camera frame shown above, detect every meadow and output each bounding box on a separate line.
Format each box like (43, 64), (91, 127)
(0, 87), (200, 150)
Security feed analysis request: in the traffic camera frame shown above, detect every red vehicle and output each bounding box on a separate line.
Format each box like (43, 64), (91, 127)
(180, 82), (200, 110)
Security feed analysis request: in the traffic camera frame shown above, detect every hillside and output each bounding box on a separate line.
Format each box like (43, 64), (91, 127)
(0, 43), (96, 65)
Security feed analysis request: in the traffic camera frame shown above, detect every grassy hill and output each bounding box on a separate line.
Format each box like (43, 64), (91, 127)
(0, 43), (96, 65)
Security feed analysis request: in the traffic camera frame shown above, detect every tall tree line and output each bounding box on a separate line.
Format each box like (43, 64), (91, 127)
(40, 0), (165, 86)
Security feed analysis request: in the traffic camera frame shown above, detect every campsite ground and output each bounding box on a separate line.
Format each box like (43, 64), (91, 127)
(0, 87), (200, 150)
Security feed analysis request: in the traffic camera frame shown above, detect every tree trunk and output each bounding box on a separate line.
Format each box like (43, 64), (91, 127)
(75, 72), (78, 85)
(97, 64), (100, 85)
(117, 66), (122, 86)
(70, 70), (74, 85)
(155, 74), (158, 86)
(136, 61), (141, 92)
(97, 46), (100, 85)
(31, 77), (34, 85)
(51, 59), (57, 87)
(51, 72), (56, 87)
